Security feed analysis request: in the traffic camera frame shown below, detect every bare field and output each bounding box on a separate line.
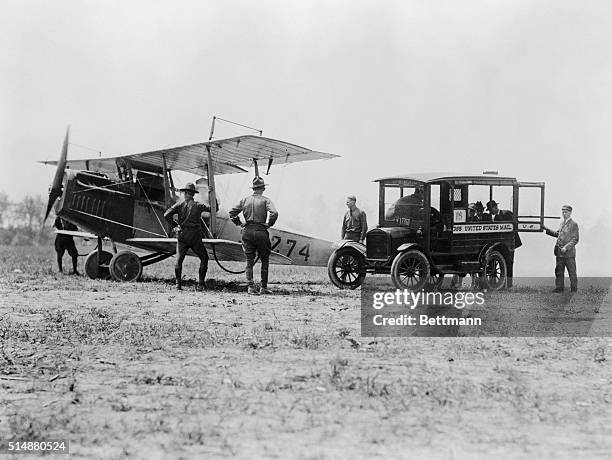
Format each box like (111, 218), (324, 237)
(0, 245), (611, 459)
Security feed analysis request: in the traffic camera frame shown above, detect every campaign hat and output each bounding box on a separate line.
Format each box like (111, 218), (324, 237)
(179, 182), (199, 194)
(252, 176), (266, 189)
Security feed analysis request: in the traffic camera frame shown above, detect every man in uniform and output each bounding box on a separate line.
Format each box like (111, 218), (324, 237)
(229, 177), (278, 295)
(543, 205), (579, 293)
(341, 195), (368, 243)
(164, 182), (211, 291)
(53, 216), (79, 274)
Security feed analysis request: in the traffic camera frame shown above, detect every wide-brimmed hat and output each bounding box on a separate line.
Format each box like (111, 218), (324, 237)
(252, 176), (266, 189)
(179, 182), (199, 194)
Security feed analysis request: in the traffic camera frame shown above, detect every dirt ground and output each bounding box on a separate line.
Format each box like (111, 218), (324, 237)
(0, 245), (611, 459)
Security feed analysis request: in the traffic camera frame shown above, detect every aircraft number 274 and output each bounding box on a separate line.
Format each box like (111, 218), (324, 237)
(271, 236), (310, 261)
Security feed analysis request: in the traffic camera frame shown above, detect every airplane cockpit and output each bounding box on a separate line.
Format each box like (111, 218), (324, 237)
(134, 171), (165, 203)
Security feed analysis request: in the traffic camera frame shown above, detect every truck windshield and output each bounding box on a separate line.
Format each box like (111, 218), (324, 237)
(382, 185), (425, 227)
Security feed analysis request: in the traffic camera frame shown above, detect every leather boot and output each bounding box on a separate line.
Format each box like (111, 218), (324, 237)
(175, 267), (182, 290)
(197, 264), (207, 291)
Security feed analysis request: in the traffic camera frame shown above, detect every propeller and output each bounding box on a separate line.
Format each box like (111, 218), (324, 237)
(44, 125), (70, 222)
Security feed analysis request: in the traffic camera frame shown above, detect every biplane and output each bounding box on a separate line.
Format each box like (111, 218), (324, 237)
(42, 125), (338, 282)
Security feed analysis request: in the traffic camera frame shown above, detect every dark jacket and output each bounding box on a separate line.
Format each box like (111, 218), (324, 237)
(164, 200), (211, 229)
(493, 210), (514, 222)
(493, 210), (522, 248)
(546, 218), (579, 258)
(54, 217), (77, 232)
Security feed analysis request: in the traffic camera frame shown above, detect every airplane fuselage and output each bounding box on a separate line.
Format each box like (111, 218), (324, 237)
(57, 170), (334, 267)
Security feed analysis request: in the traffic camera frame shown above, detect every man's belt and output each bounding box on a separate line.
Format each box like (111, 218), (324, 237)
(245, 221), (267, 227)
(181, 224), (200, 229)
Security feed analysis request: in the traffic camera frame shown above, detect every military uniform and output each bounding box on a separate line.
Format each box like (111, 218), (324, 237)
(54, 217), (79, 274)
(546, 211), (579, 292)
(164, 183), (211, 290)
(341, 207), (368, 242)
(229, 177), (278, 293)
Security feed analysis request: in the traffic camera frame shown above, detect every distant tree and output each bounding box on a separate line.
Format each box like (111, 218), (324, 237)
(0, 190), (8, 227)
(14, 194), (46, 238)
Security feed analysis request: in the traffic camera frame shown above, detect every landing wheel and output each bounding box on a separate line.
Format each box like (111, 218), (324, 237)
(109, 251), (143, 282)
(84, 250), (112, 280)
(482, 250), (507, 291)
(391, 250), (430, 291)
(327, 247), (366, 289)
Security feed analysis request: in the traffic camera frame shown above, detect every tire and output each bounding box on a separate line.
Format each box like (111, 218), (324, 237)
(84, 250), (113, 280)
(109, 250), (143, 282)
(427, 273), (445, 290)
(482, 250), (507, 291)
(391, 250), (431, 291)
(327, 247), (366, 289)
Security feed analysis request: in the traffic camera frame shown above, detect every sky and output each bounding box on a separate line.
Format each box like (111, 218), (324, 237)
(1, 0), (611, 275)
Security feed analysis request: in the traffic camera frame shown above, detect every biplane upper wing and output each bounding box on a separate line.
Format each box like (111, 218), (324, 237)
(40, 135), (338, 177)
(125, 238), (293, 265)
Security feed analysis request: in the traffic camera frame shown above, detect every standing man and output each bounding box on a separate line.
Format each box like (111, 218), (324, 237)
(229, 176), (278, 295)
(486, 199), (523, 288)
(164, 183), (211, 291)
(544, 205), (579, 293)
(341, 195), (368, 244)
(53, 216), (79, 275)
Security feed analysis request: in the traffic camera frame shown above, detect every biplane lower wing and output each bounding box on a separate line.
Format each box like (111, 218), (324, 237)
(55, 229), (97, 239)
(125, 237), (293, 265)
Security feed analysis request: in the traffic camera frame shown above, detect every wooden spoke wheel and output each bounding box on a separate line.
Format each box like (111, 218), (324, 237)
(482, 250), (507, 291)
(427, 272), (445, 291)
(391, 250), (431, 291)
(109, 251), (143, 282)
(327, 247), (366, 289)
(84, 250), (112, 280)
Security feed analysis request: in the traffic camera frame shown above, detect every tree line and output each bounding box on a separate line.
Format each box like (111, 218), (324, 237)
(0, 191), (55, 246)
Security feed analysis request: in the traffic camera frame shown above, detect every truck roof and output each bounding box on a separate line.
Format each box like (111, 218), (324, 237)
(374, 172), (517, 185)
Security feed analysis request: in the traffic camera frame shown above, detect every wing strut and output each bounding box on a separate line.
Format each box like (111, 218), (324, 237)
(206, 146), (217, 237)
(253, 159), (259, 177)
(162, 154), (171, 207)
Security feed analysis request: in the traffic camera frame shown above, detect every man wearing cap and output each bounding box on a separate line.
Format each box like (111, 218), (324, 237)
(53, 216), (80, 275)
(164, 182), (211, 291)
(543, 205), (579, 292)
(229, 176), (278, 295)
(342, 195), (368, 244)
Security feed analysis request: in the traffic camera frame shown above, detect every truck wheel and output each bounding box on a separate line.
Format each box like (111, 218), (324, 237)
(328, 247), (366, 289)
(391, 250), (430, 290)
(109, 251), (143, 282)
(84, 250), (112, 280)
(427, 273), (444, 290)
(482, 250), (507, 290)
